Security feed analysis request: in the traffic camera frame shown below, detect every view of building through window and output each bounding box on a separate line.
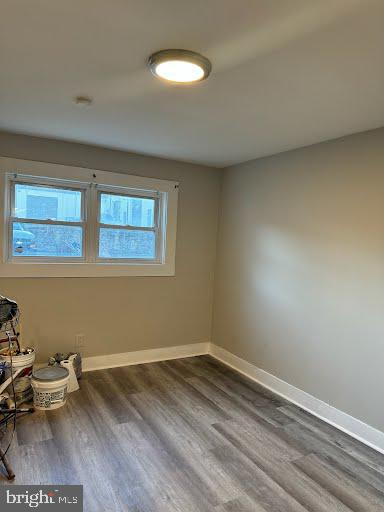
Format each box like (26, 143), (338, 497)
(99, 193), (155, 227)
(12, 183), (157, 259)
(13, 183), (83, 257)
(99, 229), (155, 259)
(15, 183), (82, 222)
(99, 193), (156, 259)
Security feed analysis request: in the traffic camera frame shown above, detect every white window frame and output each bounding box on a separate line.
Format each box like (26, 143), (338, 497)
(0, 158), (178, 277)
(95, 185), (163, 265)
(8, 176), (89, 263)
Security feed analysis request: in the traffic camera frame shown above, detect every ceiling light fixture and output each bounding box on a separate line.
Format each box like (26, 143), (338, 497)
(148, 49), (212, 84)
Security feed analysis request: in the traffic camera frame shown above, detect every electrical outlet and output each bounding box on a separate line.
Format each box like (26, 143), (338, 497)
(75, 333), (86, 350)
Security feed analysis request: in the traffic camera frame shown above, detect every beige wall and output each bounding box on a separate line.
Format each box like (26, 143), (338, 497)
(213, 128), (384, 432)
(0, 132), (222, 362)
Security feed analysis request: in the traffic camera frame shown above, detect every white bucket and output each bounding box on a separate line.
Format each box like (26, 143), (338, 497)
(1, 349), (35, 394)
(31, 366), (69, 410)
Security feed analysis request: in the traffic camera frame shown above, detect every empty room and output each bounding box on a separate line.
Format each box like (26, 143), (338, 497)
(0, 1), (384, 511)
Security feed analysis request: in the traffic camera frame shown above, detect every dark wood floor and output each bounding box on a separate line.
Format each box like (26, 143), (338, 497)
(1, 355), (384, 511)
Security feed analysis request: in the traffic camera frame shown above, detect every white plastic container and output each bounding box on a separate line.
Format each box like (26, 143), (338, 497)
(1, 349), (35, 395)
(60, 354), (79, 393)
(31, 366), (69, 410)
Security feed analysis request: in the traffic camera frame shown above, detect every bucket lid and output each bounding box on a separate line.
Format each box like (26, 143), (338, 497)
(32, 366), (69, 381)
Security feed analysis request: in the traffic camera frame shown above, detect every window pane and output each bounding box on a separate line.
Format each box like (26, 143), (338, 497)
(15, 183), (82, 221)
(100, 193), (155, 227)
(99, 228), (156, 259)
(12, 223), (83, 257)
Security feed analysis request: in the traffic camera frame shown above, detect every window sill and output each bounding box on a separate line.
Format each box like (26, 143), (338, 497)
(0, 261), (175, 278)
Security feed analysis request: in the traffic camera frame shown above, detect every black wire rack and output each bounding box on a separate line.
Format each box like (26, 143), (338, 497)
(0, 296), (20, 352)
(0, 296), (33, 480)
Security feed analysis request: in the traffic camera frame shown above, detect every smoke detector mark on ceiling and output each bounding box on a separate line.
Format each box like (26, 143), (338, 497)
(74, 95), (93, 107)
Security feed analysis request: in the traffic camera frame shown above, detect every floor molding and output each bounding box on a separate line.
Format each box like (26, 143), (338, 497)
(82, 342), (210, 372)
(209, 343), (384, 455)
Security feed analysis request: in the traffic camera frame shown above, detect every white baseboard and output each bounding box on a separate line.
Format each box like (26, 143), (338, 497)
(209, 343), (384, 455)
(82, 342), (210, 372)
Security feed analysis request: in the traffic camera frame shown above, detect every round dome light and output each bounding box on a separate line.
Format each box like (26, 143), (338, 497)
(148, 49), (212, 84)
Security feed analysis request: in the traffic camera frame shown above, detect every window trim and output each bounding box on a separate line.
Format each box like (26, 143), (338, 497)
(0, 158), (179, 277)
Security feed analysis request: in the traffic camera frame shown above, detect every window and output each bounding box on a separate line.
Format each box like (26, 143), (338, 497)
(97, 192), (158, 260)
(0, 158), (178, 277)
(12, 182), (85, 259)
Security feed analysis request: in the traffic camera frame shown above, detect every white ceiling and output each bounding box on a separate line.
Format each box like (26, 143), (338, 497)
(1, 0), (383, 167)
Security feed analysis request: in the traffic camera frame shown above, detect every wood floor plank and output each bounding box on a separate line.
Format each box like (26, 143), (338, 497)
(280, 404), (384, 474)
(129, 387), (226, 453)
(283, 421), (384, 495)
(1, 355), (383, 512)
(156, 361), (232, 424)
(128, 390), (234, 508)
(14, 409), (53, 446)
(180, 357), (273, 405)
(112, 420), (206, 512)
(211, 443), (309, 512)
(217, 496), (268, 512)
(86, 370), (142, 424)
(294, 453), (384, 512)
(104, 366), (140, 394)
(194, 356), (289, 406)
(212, 421), (352, 512)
